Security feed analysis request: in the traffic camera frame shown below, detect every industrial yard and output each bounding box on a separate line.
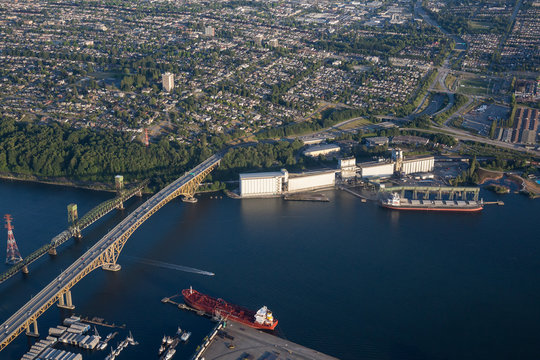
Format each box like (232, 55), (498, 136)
(194, 322), (338, 360)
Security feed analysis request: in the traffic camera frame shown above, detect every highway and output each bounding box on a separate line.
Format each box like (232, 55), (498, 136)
(0, 153), (223, 351)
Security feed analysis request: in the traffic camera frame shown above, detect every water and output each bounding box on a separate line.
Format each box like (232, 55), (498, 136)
(0, 179), (539, 360)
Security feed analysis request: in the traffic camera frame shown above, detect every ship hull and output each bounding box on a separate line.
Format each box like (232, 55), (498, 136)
(381, 204), (483, 212)
(182, 289), (278, 330)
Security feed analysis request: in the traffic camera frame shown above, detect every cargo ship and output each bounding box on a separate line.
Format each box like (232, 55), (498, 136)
(182, 287), (278, 330)
(381, 192), (483, 212)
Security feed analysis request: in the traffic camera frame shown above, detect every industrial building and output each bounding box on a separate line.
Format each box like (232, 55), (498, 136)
(239, 169), (336, 197)
(358, 160), (395, 178)
(288, 171), (336, 192)
(239, 170), (288, 198)
(339, 157), (357, 179)
(392, 149), (434, 175)
(400, 156), (434, 174)
(365, 136), (389, 147)
(303, 144), (341, 157)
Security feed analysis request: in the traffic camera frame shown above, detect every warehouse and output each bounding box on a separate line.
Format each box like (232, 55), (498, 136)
(303, 144), (341, 157)
(358, 161), (395, 178)
(400, 156), (434, 175)
(287, 171), (336, 192)
(239, 170), (288, 198)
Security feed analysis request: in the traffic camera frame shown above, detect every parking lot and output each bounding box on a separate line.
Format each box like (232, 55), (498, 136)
(462, 104), (510, 136)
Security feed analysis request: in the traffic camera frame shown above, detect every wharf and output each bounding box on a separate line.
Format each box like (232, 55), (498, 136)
(77, 315), (126, 329)
(194, 322), (338, 360)
(339, 185), (370, 201)
(283, 192), (329, 202)
(162, 295), (207, 317)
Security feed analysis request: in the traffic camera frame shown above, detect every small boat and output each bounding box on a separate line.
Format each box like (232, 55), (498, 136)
(94, 326), (101, 340)
(105, 348), (116, 360)
(180, 331), (191, 342)
(166, 336), (173, 345)
(162, 335), (167, 344)
(97, 341), (108, 350)
(127, 331), (139, 346)
(164, 348), (176, 360)
(106, 332), (114, 341)
(158, 344), (166, 356)
(176, 326), (182, 335)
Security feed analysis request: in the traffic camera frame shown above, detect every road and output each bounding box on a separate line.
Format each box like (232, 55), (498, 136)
(0, 153), (223, 352)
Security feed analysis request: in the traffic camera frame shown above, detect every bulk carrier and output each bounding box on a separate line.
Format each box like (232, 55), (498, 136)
(381, 192), (483, 212)
(182, 287), (278, 330)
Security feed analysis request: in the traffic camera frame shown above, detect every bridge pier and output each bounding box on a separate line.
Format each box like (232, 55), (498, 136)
(25, 320), (39, 338)
(116, 201), (124, 210)
(21, 266), (29, 274)
(182, 196), (197, 203)
(48, 247), (57, 256)
(58, 290), (75, 310)
(102, 263), (121, 272)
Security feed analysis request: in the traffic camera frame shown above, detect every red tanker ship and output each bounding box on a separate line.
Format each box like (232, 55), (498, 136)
(182, 287), (278, 330)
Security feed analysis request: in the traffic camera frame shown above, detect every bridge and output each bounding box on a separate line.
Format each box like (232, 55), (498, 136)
(0, 153), (223, 352)
(0, 179), (149, 284)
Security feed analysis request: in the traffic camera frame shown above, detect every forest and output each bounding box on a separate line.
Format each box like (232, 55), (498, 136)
(0, 117), (309, 191)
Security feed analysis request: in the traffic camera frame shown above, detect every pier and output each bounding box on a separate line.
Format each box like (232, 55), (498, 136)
(162, 295), (207, 316)
(192, 322), (338, 360)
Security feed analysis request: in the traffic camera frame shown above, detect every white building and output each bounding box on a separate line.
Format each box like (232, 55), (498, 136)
(254, 34), (264, 46)
(303, 144), (341, 157)
(339, 157), (357, 179)
(401, 156), (434, 175)
(358, 161), (395, 178)
(288, 171), (336, 192)
(162, 72), (174, 92)
(268, 39), (279, 47)
(239, 170), (288, 197)
(204, 26), (215, 36)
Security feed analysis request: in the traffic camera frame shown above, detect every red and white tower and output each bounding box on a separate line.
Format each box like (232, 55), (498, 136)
(144, 128), (149, 147)
(5, 214), (23, 265)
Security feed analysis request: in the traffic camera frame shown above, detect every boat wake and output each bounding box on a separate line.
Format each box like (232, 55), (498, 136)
(126, 256), (215, 276)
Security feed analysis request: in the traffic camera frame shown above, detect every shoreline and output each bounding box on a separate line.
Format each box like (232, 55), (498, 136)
(0, 173), (118, 193)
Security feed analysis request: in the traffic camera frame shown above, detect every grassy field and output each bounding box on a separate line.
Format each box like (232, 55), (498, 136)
(444, 74), (458, 91)
(336, 117), (370, 130)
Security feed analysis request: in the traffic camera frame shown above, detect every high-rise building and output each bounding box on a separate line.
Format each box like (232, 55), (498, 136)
(162, 72), (174, 92)
(204, 26), (215, 37)
(254, 34), (264, 47)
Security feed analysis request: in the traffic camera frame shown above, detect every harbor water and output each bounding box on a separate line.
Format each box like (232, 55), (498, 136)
(0, 179), (539, 360)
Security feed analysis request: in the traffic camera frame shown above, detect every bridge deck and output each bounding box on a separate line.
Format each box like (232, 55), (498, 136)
(0, 153), (222, 352)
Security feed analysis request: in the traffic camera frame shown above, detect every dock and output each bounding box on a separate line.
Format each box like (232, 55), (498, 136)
(162, 295), (207, 317)
(283, 192), (329, 202)
(193, 321), (338, 360)
(338, 185), (370, 201)
(77, 314), (126, 329)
